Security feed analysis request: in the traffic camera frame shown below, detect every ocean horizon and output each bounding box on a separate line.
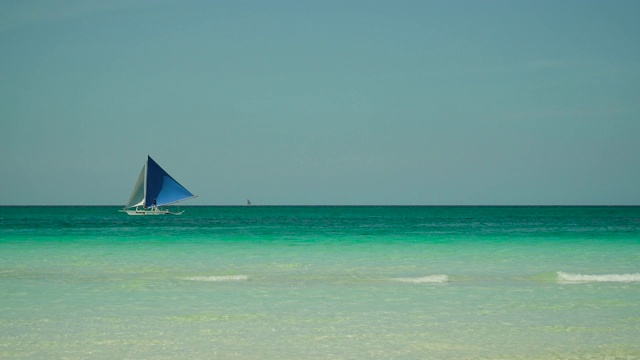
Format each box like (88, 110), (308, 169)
(1, 206), (639, 359)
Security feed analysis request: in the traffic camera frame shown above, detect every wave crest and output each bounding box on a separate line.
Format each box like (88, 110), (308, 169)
(558, 272), (640, 283)
(391, 275), (449, 283)
(182, 275), (249, 282)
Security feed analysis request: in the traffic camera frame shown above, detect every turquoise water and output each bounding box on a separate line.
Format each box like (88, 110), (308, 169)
(1, 206), (639, 359)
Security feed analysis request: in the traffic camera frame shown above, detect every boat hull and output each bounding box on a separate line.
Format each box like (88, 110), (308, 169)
(121, 209), (184, 216)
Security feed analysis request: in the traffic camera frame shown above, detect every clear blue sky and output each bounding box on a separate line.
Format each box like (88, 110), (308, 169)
(1, 0), (639, 205)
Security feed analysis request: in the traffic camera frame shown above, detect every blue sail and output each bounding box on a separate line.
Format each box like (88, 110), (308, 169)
(145, 156), (195, 207)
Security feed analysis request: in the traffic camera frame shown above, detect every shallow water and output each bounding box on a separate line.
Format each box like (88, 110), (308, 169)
(1, 206), (639, 359)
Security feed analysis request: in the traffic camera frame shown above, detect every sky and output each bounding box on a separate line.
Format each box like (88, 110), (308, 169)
(1, 0), (639, 206)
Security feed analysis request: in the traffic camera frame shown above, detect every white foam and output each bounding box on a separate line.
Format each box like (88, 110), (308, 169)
(557, 271), (640, 283)
(391, 275), (449, 283)
(182, 275), (249, 282)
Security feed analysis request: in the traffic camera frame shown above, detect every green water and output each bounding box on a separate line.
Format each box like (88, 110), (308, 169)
(1, 206), (639, 359)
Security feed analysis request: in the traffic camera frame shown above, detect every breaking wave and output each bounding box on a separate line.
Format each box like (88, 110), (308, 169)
(390, 275), (449, 283)
(557, 272), (640, 283)
(182, 275), (249, 282)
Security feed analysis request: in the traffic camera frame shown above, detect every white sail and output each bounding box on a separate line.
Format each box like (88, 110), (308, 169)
(125, 165), (146, 208)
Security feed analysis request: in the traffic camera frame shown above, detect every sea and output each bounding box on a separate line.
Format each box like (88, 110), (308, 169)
(1, 206), (639, 359)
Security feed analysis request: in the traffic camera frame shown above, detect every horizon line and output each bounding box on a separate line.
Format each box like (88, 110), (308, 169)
(1, 204), (639, 207)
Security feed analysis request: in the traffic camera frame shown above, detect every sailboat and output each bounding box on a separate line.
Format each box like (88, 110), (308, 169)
(121, 155), (197, 215)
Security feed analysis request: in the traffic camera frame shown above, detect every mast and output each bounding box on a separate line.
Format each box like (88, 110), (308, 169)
(143, 156), (149, 208)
